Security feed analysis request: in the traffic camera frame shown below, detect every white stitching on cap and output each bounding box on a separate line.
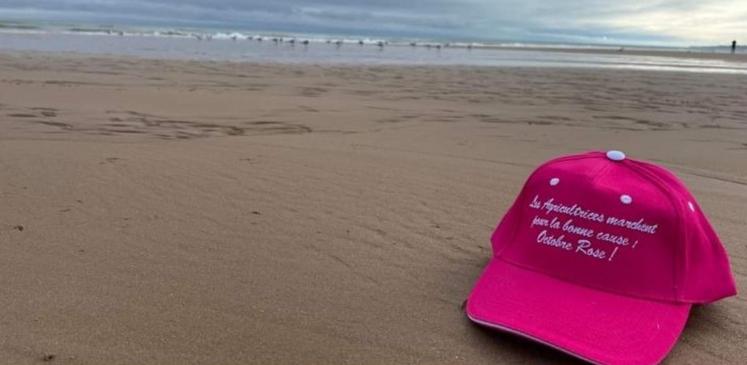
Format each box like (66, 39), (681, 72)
(688, 201), (695, 211)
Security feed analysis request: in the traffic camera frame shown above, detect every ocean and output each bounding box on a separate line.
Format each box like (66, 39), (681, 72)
(1, 22), (746, 74)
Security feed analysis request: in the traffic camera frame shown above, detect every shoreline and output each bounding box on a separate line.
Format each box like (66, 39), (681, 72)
(1, 31), (747, 75)
(494, 45), (747, 63)
(2, 47), (746, 77)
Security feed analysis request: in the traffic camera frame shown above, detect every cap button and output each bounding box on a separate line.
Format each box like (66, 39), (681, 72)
(606, 150), (626, 161)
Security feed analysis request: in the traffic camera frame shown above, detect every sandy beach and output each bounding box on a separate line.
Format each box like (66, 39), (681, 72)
(1, 51), (746, 364)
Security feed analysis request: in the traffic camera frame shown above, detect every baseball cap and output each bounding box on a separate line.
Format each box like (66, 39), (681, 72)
(465, 150), (737, 365)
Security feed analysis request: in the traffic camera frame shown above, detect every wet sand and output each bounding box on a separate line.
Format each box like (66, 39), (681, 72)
(0, 52), (745, 364)
(500, 45), (747, 63)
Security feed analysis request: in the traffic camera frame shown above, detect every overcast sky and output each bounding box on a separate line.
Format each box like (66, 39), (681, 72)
(1, 0), (745, 45)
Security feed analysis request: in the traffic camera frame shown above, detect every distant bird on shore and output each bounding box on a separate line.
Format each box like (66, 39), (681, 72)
(335, 40), (343, 47)
(410, 42), (417, 47)
(302, 40), (309, 45)
(377, 41), (385, 48)
(358, 40), (365, 46)
(231, 35), (237, 41)
(435, 44), (442, 50)
(256, 37), (263, 42)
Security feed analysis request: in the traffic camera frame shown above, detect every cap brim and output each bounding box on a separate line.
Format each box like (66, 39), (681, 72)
(466, 258), (690, 365)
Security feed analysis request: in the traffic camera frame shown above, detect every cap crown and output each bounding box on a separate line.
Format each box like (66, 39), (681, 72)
(493, 151), (736, 303)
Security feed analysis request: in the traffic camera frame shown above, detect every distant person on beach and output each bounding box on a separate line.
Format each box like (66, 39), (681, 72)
(732, 40), (737, 54)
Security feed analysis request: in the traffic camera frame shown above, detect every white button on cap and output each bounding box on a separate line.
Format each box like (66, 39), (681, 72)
(606, 150), (626, 161)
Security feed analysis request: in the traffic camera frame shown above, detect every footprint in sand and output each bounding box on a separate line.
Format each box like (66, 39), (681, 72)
(36, 121), (73, 130)
(102, 157), (121, 164)
(41, 354), (55, 362)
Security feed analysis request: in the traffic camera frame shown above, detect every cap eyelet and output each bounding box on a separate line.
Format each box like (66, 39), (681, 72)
(549, 177), (560, 186)
(620, 194), (632, 204)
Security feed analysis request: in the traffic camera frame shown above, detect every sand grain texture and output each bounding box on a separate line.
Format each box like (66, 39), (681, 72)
(0, 52), (746, 364)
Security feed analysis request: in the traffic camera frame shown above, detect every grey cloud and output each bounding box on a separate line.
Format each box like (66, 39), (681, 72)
(0, 0), (742, 44)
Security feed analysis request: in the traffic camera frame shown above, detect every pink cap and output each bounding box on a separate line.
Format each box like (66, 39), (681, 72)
(466, 151), (736, 365)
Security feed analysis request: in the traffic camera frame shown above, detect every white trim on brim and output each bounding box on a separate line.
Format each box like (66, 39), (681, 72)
(466, 313), (602, 365)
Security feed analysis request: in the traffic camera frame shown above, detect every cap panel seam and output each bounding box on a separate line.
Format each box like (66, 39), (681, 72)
(624, 161), (684, 301)
(590, 162), (611, 184)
